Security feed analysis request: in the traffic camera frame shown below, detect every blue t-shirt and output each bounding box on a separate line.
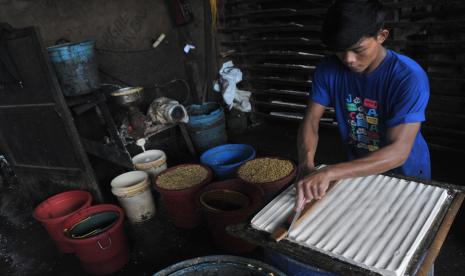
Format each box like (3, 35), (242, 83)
(311, 49), (431, 179)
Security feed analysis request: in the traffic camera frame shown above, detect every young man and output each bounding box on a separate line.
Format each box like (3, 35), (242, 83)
(296, 0), (430, 208)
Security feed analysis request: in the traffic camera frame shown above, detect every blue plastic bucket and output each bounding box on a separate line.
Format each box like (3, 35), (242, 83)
(187, 102), (227, 153)
(47, 40), (100, 97)
(200, 144), (256, 180)
(263, 249), (336, 276)
(154, 255), (285, 276)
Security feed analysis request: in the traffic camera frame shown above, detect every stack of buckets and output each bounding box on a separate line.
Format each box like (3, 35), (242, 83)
(33, 150), (167, 274)
(131, 149), (167, 184)
(110, 170), (156, 224)
(33, 191), (129, 275)
(109, 149), (167, 224)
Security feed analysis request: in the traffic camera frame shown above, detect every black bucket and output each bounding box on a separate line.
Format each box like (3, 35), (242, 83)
(153, 255), (285, 276)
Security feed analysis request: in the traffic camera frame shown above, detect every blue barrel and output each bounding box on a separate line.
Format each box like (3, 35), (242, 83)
(187, 102), (227, 153)
(200, 144), (256, 180)
(47, 40), (100, 97)
(264, 249), (336, 276)
(154, 255), (285, 276)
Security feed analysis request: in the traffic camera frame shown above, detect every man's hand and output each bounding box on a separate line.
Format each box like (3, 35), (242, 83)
(294, 166), (332, 211)
(293, 122), (422, 211)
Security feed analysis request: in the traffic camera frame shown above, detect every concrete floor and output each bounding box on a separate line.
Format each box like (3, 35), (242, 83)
(1, 121), (464, 275)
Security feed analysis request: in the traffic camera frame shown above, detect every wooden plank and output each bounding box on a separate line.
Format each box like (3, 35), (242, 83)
(238, 63), (316, 72)
(221, 36), (321, 45)
(225, 0), (330, 7)
(384, 0), (439, 9)
(428, 95), (465, 113)
(250, 88), (309, 97)
(252, 112), (338, 128)
(225, 8), (326, 20)
(248, 76), (312, 87)
(430, 76), (465, 83)
(415, 58), (465, 67)
(423, 126), (465, 138)
(417, 193), (465, 276)
(251, 100), (307, 110)
(219, 23), (321, 34)
(428, 143), (465, 154)
(426, 138), (465, 153)
(400, 7), (465, 21)
(226, 50), (324, 59)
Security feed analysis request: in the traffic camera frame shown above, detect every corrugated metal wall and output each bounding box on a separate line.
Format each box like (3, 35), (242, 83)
(219, 0), (465, 153)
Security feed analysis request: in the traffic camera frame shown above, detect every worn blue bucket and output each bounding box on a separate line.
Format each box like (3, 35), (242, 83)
(187, 102), (227, 153)
(47, 40), (100, 97)
(200, 144), (256, 180)
(154, 255), (285, 276)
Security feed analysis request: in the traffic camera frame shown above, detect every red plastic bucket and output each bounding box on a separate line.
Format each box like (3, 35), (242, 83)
(62, 204), (129, 275)
(198, 179), (264, 253)
(33, 190), (92, 253)
(154, 164), (212, 228)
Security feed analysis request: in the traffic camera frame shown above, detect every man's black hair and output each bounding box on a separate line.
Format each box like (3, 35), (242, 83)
(320, 0), (387, 51)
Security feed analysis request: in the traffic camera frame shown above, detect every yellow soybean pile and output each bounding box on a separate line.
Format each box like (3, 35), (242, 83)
(238, 158), (293, 183)
(156, 165), (208, 190)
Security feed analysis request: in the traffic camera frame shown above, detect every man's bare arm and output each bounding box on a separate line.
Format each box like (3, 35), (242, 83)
(296, 122), (421, 208)
(324, 122), (420, 179)
(297, 101), (326, 172)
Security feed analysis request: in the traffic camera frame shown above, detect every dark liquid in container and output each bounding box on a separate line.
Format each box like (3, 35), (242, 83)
(204, 199), (247, 211)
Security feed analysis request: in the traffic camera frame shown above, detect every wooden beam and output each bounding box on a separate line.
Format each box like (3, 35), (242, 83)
(417, 193), (465, 276)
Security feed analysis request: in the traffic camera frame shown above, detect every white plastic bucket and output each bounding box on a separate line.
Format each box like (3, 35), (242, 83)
(110, 171), (156, 223)
(132, 150), (167, 183)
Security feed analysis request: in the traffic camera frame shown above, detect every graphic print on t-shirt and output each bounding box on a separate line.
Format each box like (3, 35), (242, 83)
(346, 94), (380, 152)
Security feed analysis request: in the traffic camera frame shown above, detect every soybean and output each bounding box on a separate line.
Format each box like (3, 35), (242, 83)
(157, 165), (208, 190)
(238, 158), (293, 183)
